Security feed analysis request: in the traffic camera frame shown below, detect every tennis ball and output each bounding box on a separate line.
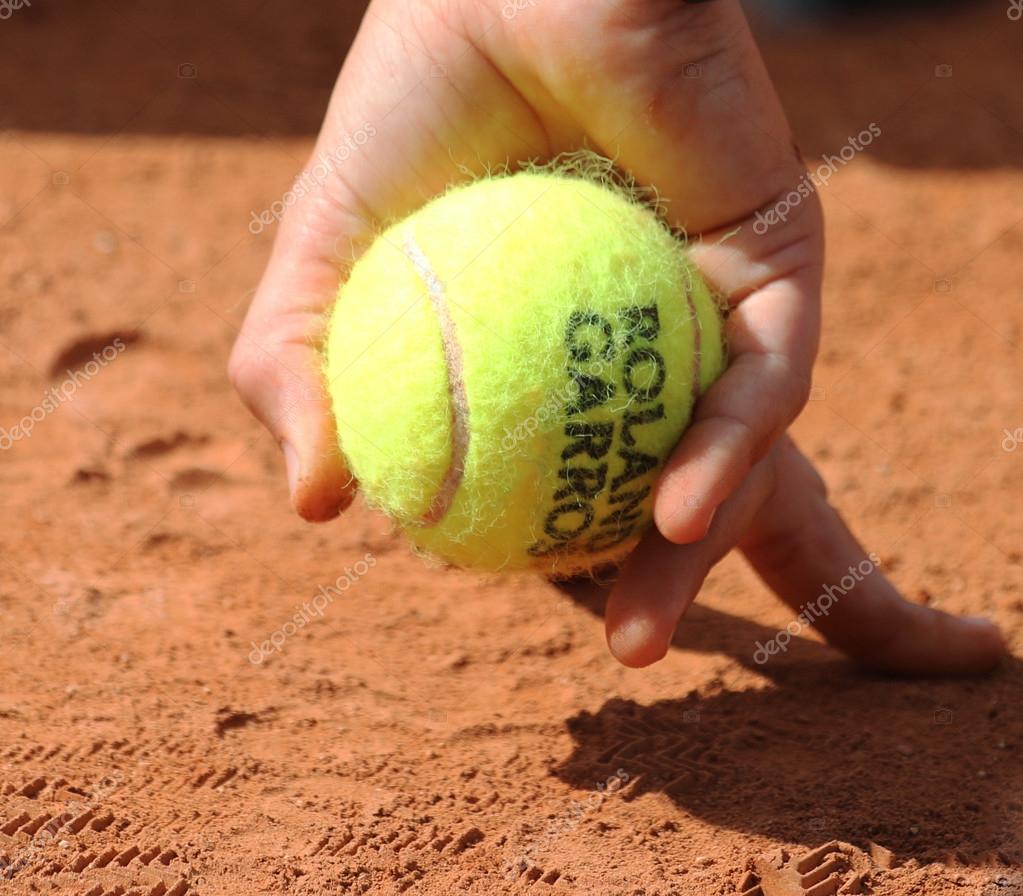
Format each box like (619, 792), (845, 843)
(325, 167), (725, 576)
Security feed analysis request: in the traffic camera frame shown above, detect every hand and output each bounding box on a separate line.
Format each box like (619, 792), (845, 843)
(228, 0), (1006, 675)
(230, 0), (810, 524)
(607, 435), (1005, 676)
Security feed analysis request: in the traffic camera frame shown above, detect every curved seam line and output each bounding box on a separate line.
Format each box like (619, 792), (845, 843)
(685, 287), (703, 411)
(403, 233), (469, 526)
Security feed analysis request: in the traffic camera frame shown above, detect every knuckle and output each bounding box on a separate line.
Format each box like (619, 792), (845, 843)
(767, 352), (812, 420)
(227, 339), (281, 407)
(730, 415), (761, 466)
(787, 366), (813, 412)
(227, 342), (256, 397)
(782, 438), (828, 500)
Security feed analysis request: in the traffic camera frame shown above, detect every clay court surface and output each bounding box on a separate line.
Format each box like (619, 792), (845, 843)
(2, 3), (1022, 894)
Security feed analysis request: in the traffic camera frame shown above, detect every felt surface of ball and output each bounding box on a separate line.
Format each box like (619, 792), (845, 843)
(325, 169), (726, 575)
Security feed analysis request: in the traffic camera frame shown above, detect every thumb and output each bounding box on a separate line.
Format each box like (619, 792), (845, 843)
(229, 159), (373, 521)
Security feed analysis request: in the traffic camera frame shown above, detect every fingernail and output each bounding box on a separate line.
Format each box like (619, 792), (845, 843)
(282, 441), (300, 497)
(609, 617), (668, 668)
(703, 505), (718, 537)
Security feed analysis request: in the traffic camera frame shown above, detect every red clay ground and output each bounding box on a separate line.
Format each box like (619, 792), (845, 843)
(1, 3), (1022, 895)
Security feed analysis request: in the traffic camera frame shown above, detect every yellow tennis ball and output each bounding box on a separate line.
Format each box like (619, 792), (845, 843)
(325, 167), (726, 576)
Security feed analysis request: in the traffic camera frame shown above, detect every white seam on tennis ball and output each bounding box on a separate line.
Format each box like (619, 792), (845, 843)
(686, 289), (703, 409)
(403, 232), (469, 526)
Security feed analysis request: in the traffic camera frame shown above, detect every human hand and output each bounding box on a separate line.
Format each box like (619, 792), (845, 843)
(229, 0), (1005, 675)
(230, 0), (812, 525)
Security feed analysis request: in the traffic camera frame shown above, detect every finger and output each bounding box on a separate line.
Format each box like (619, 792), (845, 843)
(741, 438), (1007, 677)
(654, 270), (818, 542)
(651, 194), (822, 542)
(233, 2), (556, 518)
(605, 449), (777, 667)
(229, 188), (370, 520)
(231, 5), (420, 520)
